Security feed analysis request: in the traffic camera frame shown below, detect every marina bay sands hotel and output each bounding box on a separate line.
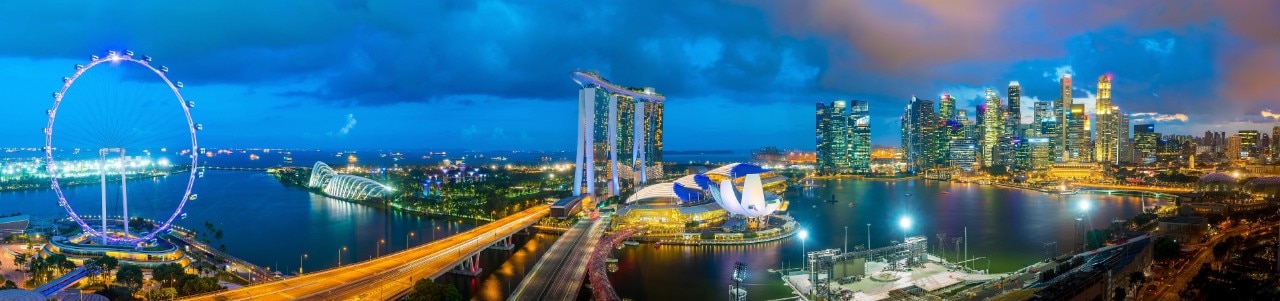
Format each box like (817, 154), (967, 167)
(571, 71), (664, 197)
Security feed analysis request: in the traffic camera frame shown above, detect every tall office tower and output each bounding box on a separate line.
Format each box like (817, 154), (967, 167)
(948, 110), (977, 173)
(1094, 75), (1117, 164)
(1118, 111), (1131, 164)
(1007, 82), (1022, 130)
(816, 101), (849, 175)
(1227, 135), (1243, 161)
(1033, 100), (1056, 147)
(1273, 126), (1280, 159)
(1057, 73), (1073, 161)
(572, 71), (664, 196)
(850, 100), (871, 174)
(981, 88), (1004, 167)
(1028, 138), (1052, 170)
(816, 103), (831, 174)
(1133, 124), (1157, 164)
(1000, 82), (1022, 168)
(902, 97), (941, 172)
(1240, 130), (1259, 159)
(939, 93), (957, 121)
(1204, 130), (1215, 151)
(1066, 104), (1087, 162)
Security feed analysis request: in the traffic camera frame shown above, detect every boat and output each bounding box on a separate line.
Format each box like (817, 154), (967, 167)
(623, 240), (639, 246)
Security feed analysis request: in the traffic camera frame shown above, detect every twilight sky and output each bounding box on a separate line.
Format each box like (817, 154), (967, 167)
(1, 1), (1277, 151)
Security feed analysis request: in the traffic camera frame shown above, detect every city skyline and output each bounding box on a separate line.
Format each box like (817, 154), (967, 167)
(1, 1), (1279, 151)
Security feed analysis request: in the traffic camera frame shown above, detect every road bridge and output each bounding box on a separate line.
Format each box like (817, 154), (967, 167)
(509, 216), (609, 301)
(181, 205), (548, 301)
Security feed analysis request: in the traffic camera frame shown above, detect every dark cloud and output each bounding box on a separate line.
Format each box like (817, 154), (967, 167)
(1, 0), (1277, 149)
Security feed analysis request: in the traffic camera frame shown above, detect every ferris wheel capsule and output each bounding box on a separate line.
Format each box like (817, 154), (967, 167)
(143, 55), (152, 62)
(75, 64), (84, 70)
(46, 109), (52, 116)
(175, 82), (183, 88)
(188, 194), (198, 201)
(90, 55), (100, 61)
(195, 124), (203, 131)
(160, 66), (168, 73)
(52, 92), (61, 98)
(43, 128), (50, 135)
(186, 101), (195, 108)
(62, 77), (70, 83)
(107, 50), (118, 56)
(125, 50), (134, 56)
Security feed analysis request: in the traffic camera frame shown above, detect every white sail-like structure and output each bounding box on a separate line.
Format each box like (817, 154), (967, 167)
(712, 174), (780, 217)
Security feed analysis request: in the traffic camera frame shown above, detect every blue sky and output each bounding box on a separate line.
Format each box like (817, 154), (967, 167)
(1, 1), (1278, 151)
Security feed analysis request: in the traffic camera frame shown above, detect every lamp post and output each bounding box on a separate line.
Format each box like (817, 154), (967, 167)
(798, 229), (809, 272)
(407, 231), (416, 250)
(844, 226), (848, 253)
(1078, 199), (1094, 250)
(377, 239), (385, 257)
(338, 246), (348, 267)
(299, 253), (307, 275)
(866, 223), (871, 250)
(898, 216), (913, 242)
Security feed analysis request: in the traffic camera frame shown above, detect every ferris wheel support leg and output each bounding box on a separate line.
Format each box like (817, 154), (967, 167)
(100, 154), (108, 244)
(120, 151), (129, 241)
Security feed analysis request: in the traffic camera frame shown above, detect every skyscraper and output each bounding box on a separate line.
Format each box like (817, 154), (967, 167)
(902, 97), (941, 172)
(939, 93), (956, 121)
(1273, 126), (1280, 159)
(1094, 75), (1117, 164)
(571, 71), (663, 196)
(1227, 135), (1243, 161)
(1240, 130), (1259, 159)
(1007, 82), (1022, 126)
(1133, 124), (1156, 164)
(850, 101), (871, 174)
(1117, 108), (1131, 165)
(1067, 104), (1087, 162)
(981, 88), (1004, 167)
(817, 100), (871, 175)
(1057, 73), (1072, 161)
(816, 101), (848, 174)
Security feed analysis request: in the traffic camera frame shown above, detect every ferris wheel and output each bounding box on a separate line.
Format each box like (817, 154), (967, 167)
(44, 50), (201, 246)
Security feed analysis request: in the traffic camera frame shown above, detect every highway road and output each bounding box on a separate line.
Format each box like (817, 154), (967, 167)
(1148, 222), (1278, 300)
(181, 205), (549, 301)
(509, 216), (608, 301)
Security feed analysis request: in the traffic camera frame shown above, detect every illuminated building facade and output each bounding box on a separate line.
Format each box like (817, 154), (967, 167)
(1067, 104), (1087, 162)
(572, 71), (664, 196)
(850, 100), (871, 174)
(1028, 138), (1053, 170)
(1239, 130), (1259, 159)
(981, 89), (1003, 167)
(1133, 124), (1157, 164)
(816, 101), (848, 174)
(1057, 73), (1072, 161)
(1094, 75), (1118, 164)
(902, 97), (941, 172)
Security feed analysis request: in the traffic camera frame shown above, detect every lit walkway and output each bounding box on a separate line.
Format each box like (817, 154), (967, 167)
(1072, 183), (1192, 194)
(181, 205), (549, 301)
(509, 216), (609, 301)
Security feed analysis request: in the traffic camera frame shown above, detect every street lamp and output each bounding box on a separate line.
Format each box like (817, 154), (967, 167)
(407, 231), (416, 250)
(1078, 199), (1095, 250)
(867, 223), (871, 250)
(377, 239), (385, 257)
(299, 253), (307, 275)
(798, 229), (809, 272)
(338, 246), (348, 267)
